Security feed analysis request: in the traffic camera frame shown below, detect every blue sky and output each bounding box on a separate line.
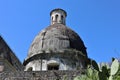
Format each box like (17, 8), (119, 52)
(0, 0), (120, 63)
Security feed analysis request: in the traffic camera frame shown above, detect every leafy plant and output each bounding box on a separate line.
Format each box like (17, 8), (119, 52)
(74, 58), (120, 80)
(109, 58), (120, 80)
(74, 67), (99, 80)
(62, 75), (68, 80)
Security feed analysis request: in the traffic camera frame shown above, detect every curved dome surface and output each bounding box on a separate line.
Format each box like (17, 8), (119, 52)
(28, 23), (87, 58)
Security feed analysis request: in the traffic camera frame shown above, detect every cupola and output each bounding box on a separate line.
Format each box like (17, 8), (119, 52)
(50, 8), (67, 25)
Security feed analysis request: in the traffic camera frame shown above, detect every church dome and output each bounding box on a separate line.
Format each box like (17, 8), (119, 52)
(27, 23), (87, 59)
(24, 9), (89, 71)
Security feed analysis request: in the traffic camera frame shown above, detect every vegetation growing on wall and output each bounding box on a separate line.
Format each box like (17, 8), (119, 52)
(74, 58), (120, 80)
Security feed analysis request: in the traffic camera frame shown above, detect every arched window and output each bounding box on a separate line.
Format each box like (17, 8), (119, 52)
(27, 67), (33, 71)
(55, 14), (58, 22)
(47, 60), (59, 70)
(61, 15), (63, 20)
(61, 15), (64, 23)
(47, 62), (59, 70)
(52, 16), (53, 21)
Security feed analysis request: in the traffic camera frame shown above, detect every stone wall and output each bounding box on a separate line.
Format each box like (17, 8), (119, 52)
(0, 70), (84, 80)
(0, 36), (23, 71)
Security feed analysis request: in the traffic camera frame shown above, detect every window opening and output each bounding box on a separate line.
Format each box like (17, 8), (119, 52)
(27, 67), (33, 71)
(52, 16), (53, 21)
(55, 15), (58, 22)
(61, 15), (64, 23)
(47, 64), (59, 70)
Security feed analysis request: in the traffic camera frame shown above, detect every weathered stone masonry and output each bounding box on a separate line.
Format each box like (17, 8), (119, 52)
(0, 8), (91, 80)
(0, 70), (85, 80)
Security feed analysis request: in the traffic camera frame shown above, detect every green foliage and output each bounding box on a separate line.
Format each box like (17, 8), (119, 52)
(110, 59), (119, 75)
(109, 59), (120, 80)
(74, 68), (99, 80)
(113, 66), (120, 80)
(74, 58), (120, 80)
(91, 60), (99, 71)
(62, 75), (68, 80)
(99, 66), (109, 80)
(74, 75), (86, 80)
